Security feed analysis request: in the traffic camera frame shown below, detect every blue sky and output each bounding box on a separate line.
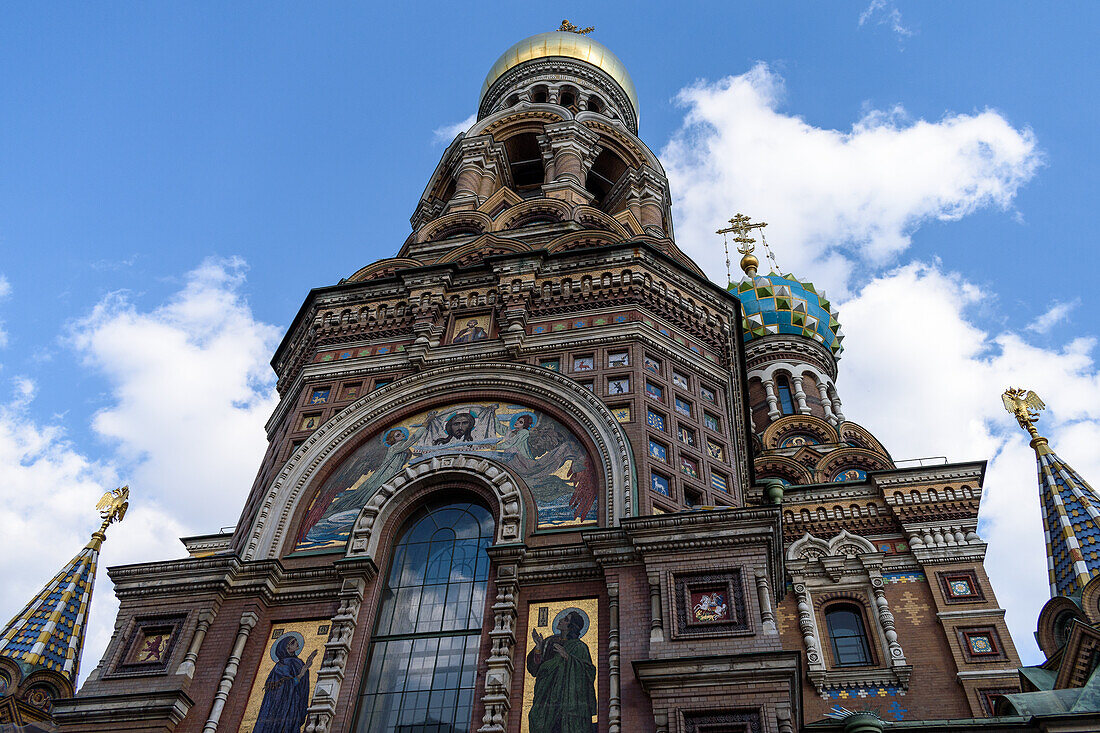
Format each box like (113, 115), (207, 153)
(1, 2), (1097, 672)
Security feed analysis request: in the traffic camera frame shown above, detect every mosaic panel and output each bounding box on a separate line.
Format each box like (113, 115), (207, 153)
(521, 598), (599, 733)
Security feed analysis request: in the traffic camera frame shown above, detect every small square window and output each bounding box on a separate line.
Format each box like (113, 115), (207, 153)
(607, 376), (630, 395)
(651, 472), (671, 496)
(678, 425), (696, 447)
(539, 358), (561, 372)
(646, 382), (664, 401)
(299, 412), (321, 431)
(373, 378), (393, 389)
(644, 355), (662, 374)
(680, 455), (699, 479)
(706, 439), (725, 461)
(674, 397), (693, 417)
(649, 440), (668, 462)
(610, 405), (632, 423)
(340, 382), (362, 401)
(672, 371), (689, 390)
(309, 387), (331, 405)
(703, 412), (721, 432)
(710, 471), (729, 493)
(700, 385), (717, 403)
(608, 350), (630, 368)
(573, 355), (595, 372)
(647, 409), (667, 432)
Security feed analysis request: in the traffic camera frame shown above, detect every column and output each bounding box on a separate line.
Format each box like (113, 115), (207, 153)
(755, 573), (777, 635)
(764, 379), (781, 421)
(607, 580), (621, 733)
(868, 573), (908, 666)
(818, 382), (838, 426)
(648, 572), (664, 643)
(792, 581), (824, 672)
(479, 545), (526, 733)
(202, 610), (259, 733)
(791, 375), (810, 414)
(176, 609), (216, 678)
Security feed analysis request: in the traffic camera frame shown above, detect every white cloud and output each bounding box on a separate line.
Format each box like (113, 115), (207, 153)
(433, 113), (477, 144)
(1026, 298), (1078, 334)
(838, 262), (1100, 663)
(859, 0), (913, 38)
(661, 64), (1041, 294)
(0, 257), (279, 683)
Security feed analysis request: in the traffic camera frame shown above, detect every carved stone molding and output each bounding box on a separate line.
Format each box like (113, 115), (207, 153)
(304, 569), (371, 733)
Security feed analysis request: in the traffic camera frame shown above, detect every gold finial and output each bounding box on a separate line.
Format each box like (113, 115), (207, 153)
(558, 20), (595, 35)
(717, 213), (768, 279)
(89, 486), (129, 549)
(1002, 388), (1047, 442)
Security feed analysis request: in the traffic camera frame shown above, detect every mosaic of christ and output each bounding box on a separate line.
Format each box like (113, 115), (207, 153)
(294, 402), (600, 552)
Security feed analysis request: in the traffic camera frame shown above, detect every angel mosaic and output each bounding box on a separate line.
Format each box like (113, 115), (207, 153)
(295, 402), (599, 551)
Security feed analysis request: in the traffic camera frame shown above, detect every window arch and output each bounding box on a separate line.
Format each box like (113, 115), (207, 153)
(825, 603), (873, 667)
(354, 500), (494, 731)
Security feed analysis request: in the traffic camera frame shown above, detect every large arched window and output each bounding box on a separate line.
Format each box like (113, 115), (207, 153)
(825, 603), (873, 667)
(355, 501), (494, 732)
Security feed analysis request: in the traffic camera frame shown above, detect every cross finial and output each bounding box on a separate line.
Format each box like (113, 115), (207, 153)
(717, 213), (768, 279)
(559, 20), (595, 35)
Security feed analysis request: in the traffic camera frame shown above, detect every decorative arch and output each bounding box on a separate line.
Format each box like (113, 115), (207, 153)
(346, 257), (422, 283)
(468, 106), (568, 138)
(545, 230), (621, 253)
(491, 198), (572, 231)
(244, 363), (635, 560)
(787, 529), (877, 562)
(815, 447), (894, 484)
(1035, 594), (1089, 657)
(754, 455), (814, 486)
(344, 455), (525, 560)
(572, 206), (632, 238)
(839, 421), (891, 457)
(435, 235), (532, 265)
(762, 414), (838, 451)
(415, 210), (493, 244)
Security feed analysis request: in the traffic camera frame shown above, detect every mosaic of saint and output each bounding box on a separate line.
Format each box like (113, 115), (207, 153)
(522, 598), (600, 733)
(295, 402), (599, 551)
(239, 620), (329, 733)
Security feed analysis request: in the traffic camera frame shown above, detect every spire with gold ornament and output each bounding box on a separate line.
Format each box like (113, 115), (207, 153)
(1004, 388), (1100, 597)
(0, 486), (128, 715)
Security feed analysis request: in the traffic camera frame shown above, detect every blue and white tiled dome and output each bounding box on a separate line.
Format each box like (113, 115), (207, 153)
(731, 273), (844, 358)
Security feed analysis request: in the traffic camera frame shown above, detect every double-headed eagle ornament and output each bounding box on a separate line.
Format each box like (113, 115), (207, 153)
(1002, 388), (1045, 435)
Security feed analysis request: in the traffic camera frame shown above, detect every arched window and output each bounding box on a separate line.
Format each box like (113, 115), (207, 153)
(355, 501), (494, 731)
(776, 376), (796, 415)
(505, 133), (545, 191)
(825, 604), (873, 667)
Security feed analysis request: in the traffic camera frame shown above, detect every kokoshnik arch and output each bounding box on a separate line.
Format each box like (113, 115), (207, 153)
(9, 22), (1092, 733)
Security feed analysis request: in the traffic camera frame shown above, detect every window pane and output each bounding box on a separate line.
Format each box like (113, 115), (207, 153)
(357, 502), (493, 732)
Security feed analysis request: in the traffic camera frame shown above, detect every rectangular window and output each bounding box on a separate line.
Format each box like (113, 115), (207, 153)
(645, 382), (664, 401)
(703, 412), (721, 432)
(340, 382), (362, 401)
(651, 473), (671, 496)
(700, 385), (717, 403)
(677, 425), (696, 447)
(309, 387), (331, 405)
(573, 355), (594, 372)
(647, 409), (666, 432)
(610, 405), (632, 423)
(674, 397), (693, 417)
(706, 439), (725, 461)
(679, 455), (699, 479)
(644, 355), (662, 374)
(607, 376), (630, 395)
(608, 350), (630, 368)
(648, 440), (668, 462)
(710, 471), (729, 493)
(539, 358), (561, 372)
(672, 371), (689, 390)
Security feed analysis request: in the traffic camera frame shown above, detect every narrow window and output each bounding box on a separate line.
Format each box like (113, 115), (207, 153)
(825, 604), (873, 667)
(776, 376), (796, 415)
(355, 502), (494, 731)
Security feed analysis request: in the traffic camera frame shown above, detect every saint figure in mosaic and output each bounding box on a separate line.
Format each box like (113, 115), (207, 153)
(253, 633), (317, 733)
(526, 609), (597, 733)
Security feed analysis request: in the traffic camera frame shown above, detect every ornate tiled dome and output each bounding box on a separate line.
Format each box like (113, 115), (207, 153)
(731, 272), (844, 357)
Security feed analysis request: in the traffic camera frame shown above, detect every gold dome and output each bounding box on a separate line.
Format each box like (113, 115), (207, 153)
(480, 31), (638, 116)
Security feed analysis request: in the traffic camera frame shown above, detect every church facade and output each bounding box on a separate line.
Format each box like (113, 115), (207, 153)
(7, 27), (1080, 733)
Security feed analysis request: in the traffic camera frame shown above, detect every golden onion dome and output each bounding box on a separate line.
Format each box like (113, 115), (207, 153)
(480, 31), (638, 116)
